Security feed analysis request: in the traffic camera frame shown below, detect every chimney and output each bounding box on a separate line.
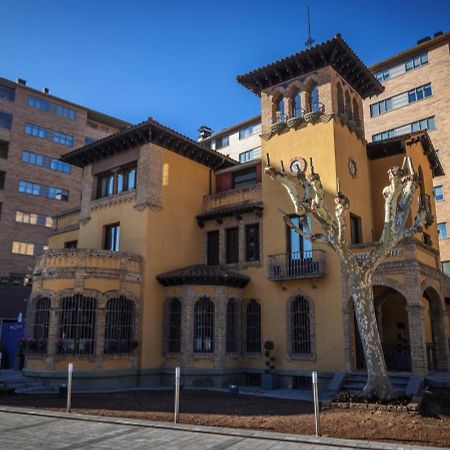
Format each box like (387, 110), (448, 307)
(417, 36), (431, 45)
(197, 125), (213, 142)
(434, 31), (443, 38)
(42, 87), (49, 94)
(16, 78), (26, 86)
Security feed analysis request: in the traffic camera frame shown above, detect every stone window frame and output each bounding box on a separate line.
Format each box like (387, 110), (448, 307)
(285, 81), (304, 119)
(202, 213), (263, 270)
(286, 291), (316, 361)
(28, 289), (140, 361)
(193, 296), (215, 355)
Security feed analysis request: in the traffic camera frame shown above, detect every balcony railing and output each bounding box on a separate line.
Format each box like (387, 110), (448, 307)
(268, 250), (326, 280)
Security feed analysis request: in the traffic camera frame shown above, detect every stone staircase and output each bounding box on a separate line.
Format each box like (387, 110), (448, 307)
(328, 371), (423, 397)
(0, 370), (49, 393)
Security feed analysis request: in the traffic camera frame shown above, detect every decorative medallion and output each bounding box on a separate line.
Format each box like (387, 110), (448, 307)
(348, 157), (357, 178)
(289, 157), (307, 174)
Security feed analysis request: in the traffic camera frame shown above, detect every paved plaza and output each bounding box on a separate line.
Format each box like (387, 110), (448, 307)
(0, 406), (445, 450)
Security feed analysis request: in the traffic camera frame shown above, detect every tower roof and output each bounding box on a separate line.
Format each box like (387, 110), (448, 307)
(237, 34), (383, 99)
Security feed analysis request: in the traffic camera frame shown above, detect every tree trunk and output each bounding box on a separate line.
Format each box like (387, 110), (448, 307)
(351, 273), (395, 400)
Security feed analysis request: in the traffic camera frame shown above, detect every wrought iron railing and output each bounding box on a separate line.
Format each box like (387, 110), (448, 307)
(268, 250), (326, 280)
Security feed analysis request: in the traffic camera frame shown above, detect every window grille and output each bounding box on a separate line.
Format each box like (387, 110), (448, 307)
(58, 294), (96, 355)
(226, 299), (238, 353)
(290, 296), (311, 354)
(29, 296), (51, 353)
(193, 296), (214, 353)
(246, 299), (261, 353)
(168, 298), (181, 353)
(104, 296), (135, 354)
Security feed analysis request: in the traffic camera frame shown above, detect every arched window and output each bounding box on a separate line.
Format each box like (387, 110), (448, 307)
(58, 294), (96, 355)
(275, 95), (285, 122)
(309, 84), (320, 112)
(168, 298), (181, 353)
(193, 296), (214, 353)
(352, 98), (360, 126)
(226, 299), (238, 353)
(337, 83), (344, 114)
(290, 295), (311, 355)
(30, 296), (51, 353)
(291, 89), (302, 118)
(344, 91), (352, 117)
(104, 296), (135, 354)
(246, 299), (261, 353)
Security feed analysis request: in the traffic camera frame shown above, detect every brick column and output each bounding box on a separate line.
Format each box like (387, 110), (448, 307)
(80, 165), (93, 224)
(95, 302), (106, 369)
(47, 298), (59, 370)
(214, 287), (226, 368)
(430, 309), (449, 370)
(181, 286), (194, 367)
(406, 304), (428, 374)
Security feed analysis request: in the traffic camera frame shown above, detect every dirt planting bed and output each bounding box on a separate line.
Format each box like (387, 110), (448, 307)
(0, 388), (449, 447)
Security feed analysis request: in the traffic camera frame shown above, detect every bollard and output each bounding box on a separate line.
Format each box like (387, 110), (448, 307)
(66, 363), (73, 413)
(174, 367), (180, 423)
(312, 371), (321, 436)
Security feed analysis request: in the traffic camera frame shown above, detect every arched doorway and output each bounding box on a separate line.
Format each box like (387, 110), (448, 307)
(350, 286), (411, 371)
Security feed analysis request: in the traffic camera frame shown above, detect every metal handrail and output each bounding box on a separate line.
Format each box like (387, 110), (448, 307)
(268, 250), (326, 280)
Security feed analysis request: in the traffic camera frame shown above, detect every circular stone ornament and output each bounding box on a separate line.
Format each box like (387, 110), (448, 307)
(348, 157), (357, 178)
(289, 157), (307, 174)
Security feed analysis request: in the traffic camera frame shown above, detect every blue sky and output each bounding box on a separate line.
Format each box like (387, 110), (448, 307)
(2, 0), (449, 138)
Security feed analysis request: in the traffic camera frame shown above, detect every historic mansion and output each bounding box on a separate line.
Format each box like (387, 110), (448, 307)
(25, 35), (449, 391)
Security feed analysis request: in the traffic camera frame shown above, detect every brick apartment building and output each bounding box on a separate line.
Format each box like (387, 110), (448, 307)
(0, 76), (128, 288)
(363, 31), (450, 269)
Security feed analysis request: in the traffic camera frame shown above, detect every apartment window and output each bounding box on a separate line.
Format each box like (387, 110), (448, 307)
(207, 230), (220, 265)
(408, 83), (432, 103)
(193, 296), (214, 353)
(22, 150), (72, 173)
(0, 171), (5, 190)
(18, 180), (68, 201)
(226, 299), (239, 353)
(96, 164), (137, 198)
(11, 241), (35, 256)
(24, 123), (74, 147)
(212, 135), (229, 150)
(28, 96), (76, 121)
(85, 136), (96, 145)
(246, 299), (261, 353)
(370, 98), (393, 117)
(373, 116), (436, 142)
(87, 121), (98, 129)
(168, 298), (181, 353)
(104, 296), (135, 354)
(0, 83), (15, 101)
(232, 167), (257, 188)
(64, 240), (78, 249)
(423, 232), (432, 246)
(104, 223), (120, 251)
(226, 227), (239, 264)
(434, 185), (444, 201)
(245, 223), (260, 262)
(374, 52), (428, 83)
(438, 223), (448, 239)
(0, 140), (8, 159)
(0, 111), (13, 130)
(15, 210), (54, 228)
(350, 214), (362, 244)
(239, 123), (260, 140)
(239, 146), (261, 163)
(441, 261), (450, 276)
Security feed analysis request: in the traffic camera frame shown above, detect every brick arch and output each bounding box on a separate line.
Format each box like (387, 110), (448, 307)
(372, 276), (409, 301)
(285, 80), (302, 97)
(420, 281), (444, 311)
(336, 81), (344, 113)
(286, 290), (316, 360)
(31, 290), (57, 309)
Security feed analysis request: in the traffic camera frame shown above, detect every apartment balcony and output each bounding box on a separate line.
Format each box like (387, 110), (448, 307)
(52, 207), (81, 234)
(268, 250), (326, 281)
(33, 248), (142, 284)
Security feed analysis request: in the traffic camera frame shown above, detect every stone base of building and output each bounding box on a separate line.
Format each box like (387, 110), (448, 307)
(23, 367), (334, 393)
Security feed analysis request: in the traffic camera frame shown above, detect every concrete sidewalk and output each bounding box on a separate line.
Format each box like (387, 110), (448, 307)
(0, 405), (445, 450)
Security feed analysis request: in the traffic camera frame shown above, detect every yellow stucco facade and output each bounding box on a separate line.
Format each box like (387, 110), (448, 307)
(25, 36), (449, 390)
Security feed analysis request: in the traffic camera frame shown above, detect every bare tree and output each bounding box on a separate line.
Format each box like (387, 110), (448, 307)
(265, 155), (432, 400)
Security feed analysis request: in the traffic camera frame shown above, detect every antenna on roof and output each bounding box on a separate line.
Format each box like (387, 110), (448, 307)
(305, 1), (315, 49)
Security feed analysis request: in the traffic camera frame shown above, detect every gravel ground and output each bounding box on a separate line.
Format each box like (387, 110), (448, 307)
(0, 388), (449, 448)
